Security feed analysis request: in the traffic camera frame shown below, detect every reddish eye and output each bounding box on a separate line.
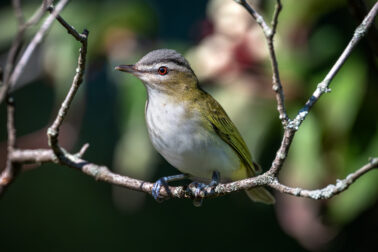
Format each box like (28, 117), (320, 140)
(158, 66), (168, 75)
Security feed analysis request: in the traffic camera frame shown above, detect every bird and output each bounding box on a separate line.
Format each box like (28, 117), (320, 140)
(115, 49), (275, 205)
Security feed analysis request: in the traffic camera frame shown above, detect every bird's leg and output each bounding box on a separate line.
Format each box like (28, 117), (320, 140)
(209, 171), (220, 187)
(152, 174), (188, 202)
(188, 171), (220, 207)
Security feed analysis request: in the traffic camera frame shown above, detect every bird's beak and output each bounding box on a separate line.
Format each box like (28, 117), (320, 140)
(115, 64), (137, 74)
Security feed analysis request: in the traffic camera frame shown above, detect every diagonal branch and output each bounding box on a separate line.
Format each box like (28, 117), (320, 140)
(0, 0), (55, 105)
(269, 158), (378, 199)
(7, 0), (69, 95)
(287, 2), (378, 130)
(12, 0), (25, 26)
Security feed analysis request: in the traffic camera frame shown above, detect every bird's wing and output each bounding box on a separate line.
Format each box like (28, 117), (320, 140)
(201, 90), (260, 175)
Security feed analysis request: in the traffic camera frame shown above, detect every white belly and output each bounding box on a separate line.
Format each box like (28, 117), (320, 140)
(145, 91), (241, 181)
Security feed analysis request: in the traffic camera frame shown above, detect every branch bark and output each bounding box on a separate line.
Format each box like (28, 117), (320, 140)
(0, 98), (20, 194)
(6, 148), (378, 199)
(235, 0), (288, 125)
(0, 0), (55, 105)
(8, 0), (69, 91)
(288, 2), (378, 130)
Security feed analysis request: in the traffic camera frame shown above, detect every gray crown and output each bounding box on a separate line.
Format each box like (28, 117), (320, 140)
(137, 49), (191, 70)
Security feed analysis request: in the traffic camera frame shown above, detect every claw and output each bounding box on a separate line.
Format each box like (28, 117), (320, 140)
(152, 177), (167, 202)
(193, 198), (203, 207)
(188, 171), (221, 206)
(151, 174), (188, 202)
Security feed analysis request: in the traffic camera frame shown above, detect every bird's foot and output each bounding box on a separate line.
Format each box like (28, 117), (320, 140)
(151, 174), (188, 202)
(187, 171), (220, 207)
(152, 177), (169, 202)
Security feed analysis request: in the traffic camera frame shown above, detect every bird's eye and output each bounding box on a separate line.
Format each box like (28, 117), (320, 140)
(158, 66), (168, 75)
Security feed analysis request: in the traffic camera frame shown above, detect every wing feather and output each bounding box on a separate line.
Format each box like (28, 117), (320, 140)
(200, 90), (259, 175)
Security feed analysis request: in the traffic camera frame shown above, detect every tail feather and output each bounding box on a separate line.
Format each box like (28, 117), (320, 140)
(245, 187), (275, 204)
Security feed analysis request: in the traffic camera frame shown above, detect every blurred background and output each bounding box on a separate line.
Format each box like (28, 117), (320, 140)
(0, 0), (377, 251)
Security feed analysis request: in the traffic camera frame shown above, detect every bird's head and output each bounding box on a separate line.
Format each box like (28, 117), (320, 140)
(115, 49), (198, 94)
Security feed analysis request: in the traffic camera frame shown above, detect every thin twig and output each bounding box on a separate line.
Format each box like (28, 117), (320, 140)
(46, 7), (89, 162)
(24, 0), (53, 28)
(7, 0), (69, 93)
(235, 0), (272, 36)
(0, 97), (18, 194)
(12, 0), (25, 25)
(235, 0), (288, 125)
(0, 0), (53, 105)
(269, 158), (378, 199)
(268, 0), (287, 124)
(288, 2), (378, 130)
(47, 6), (87, 42)
(266, 128), (295, 176)
(237, 1), (377, 178)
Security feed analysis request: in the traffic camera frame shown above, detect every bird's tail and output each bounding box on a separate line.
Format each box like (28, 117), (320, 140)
(243, 162), (275, 204)
(245, 187), (275, 204)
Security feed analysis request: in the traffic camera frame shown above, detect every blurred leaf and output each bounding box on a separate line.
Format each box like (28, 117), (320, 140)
(328, 130), (378, 224)
(210, 85), (275, 160)
(284, 114), (324, 187)
(114, 70), (156, 178)
(308, 25), (343, 67)
(317, 55), (366, 135)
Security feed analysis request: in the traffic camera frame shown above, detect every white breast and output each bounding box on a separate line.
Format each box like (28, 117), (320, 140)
(145, 89), (241, 181)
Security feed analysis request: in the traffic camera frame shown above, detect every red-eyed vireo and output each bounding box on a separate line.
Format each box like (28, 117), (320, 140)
(115, 49), (275, 204)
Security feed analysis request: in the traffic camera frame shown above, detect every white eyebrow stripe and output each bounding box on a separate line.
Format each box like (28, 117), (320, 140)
(137, 62), (190, 73)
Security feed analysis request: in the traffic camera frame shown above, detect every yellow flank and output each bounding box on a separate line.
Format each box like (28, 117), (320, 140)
(194, 88), (259, 177)
(191, 88), (275, 204)
(230, 162), (250, 181)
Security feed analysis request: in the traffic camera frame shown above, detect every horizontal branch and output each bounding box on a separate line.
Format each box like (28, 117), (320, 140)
(7, 148), (378, 200)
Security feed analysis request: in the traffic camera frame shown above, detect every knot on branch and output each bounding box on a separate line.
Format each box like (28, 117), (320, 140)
(317, 81), (332, 94)
(47, 127), (58, 138)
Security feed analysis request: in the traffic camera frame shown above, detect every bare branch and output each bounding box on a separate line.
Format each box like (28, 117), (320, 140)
(238, 1), (377, 178)
(269, 158), (378, 199)
(266, 128), (295, 176)
(235, 0), (272, 36)
(0, 97), (19, 194)
(24, 0), (53, 28)
(12, 0), (25, 25)
(77, 143), (90, 158)
(0, 0), (54, 105)
(7, 0), (69, 94)
(7, 148), (377, 200)
(46, 8), (88, 161)
(235, 0), (288, 125)
(288, 2), (378, 130)
(10, 149), (55, 164)
(47, 6), (87, 42)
